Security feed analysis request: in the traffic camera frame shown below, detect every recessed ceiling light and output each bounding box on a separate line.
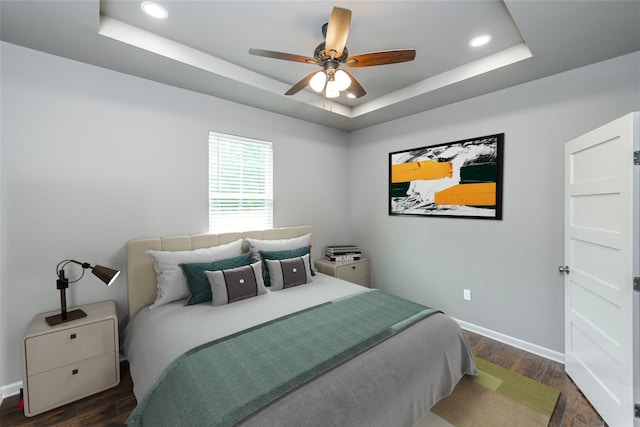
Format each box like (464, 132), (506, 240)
(141, 2), (168, 19)
(469, 35), (492, 48)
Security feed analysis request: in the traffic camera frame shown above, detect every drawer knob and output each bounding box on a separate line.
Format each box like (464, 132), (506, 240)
(72, 369), (78, 375)
(352, 266), (356, 269)
(70, 333), (77, 340)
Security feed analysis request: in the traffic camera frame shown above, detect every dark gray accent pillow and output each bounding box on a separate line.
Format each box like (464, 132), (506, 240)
(259, 245), (314, 286)
(265, 254), (313, 291)
(205, 261), (267, 306)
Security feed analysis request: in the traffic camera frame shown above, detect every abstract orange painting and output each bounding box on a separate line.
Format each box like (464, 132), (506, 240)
(389, 134), (504, 219)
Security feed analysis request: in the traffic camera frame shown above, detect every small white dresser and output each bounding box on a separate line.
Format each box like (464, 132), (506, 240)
(315, 258), (370, 287)
(21, 300), (120, 416)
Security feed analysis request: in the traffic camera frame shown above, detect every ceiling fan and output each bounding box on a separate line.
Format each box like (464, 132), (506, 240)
(249, 7), (416, 99)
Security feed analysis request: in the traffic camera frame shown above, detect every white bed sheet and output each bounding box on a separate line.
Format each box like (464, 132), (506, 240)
(122, 273), (365, 400)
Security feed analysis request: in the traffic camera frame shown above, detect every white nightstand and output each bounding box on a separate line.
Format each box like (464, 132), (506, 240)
(21, 300), (120, 417)
(315, 258), (370, 287)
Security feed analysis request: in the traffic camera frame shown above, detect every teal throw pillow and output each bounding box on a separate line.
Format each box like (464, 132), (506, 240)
(181, 252), (252, 305)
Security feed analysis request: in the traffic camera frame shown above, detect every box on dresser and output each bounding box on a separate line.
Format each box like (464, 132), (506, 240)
(324, 245), (362, 262)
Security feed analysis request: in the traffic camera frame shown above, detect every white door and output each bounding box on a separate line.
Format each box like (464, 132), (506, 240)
(564, 112), (639, 427)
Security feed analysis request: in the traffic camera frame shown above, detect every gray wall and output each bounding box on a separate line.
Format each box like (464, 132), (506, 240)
(0, 42), (351, 387)
(1, 39), (639, 390)
(347, 51), (640, 353)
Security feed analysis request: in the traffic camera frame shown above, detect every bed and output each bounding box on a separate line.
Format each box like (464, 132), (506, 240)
(122, 226), (477, 427)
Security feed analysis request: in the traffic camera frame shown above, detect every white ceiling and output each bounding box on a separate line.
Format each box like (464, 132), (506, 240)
(2, 1), (639, 131)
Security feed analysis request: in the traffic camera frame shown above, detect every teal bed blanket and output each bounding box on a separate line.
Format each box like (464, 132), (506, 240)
(126, 289), (439, 427)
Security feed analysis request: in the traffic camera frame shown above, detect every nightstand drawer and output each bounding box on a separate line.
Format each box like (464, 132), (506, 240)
(25, 319), (115, 376)
(27, 352), (118, 415)
(336, 261), (369, 286)
(316, 258), (370, 287)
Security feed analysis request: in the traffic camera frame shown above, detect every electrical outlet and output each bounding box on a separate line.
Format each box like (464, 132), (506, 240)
(463, 289), (471, 301)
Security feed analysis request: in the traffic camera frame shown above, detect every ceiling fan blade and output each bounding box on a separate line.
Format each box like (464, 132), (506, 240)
(249, 48), (318, 65)
(345, 50), (416, 68)
(285, 72), (317, 96)
(325, 7), (351, 58)
(342, 70), (366, 98)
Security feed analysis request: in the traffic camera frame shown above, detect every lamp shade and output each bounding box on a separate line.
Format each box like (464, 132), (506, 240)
(334, 70), (351, 91)
(92, 265), (120, 286)
(309, 71), (327, 92)
(325, 80), (340, 98)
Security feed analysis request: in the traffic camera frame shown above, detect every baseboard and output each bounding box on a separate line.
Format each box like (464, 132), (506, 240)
(454, 318), (565, 364)
(1, 380), (22, 401)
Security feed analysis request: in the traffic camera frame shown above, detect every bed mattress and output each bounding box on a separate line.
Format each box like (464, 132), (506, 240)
(123, 273), (476, 426)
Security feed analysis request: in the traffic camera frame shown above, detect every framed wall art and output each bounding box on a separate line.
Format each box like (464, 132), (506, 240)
(389, 133), (504, 219)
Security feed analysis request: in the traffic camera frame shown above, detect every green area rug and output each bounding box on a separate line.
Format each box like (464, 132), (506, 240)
(416, 357), (560, 427)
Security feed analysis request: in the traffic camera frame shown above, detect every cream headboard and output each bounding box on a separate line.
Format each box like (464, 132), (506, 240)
(126, 226), (314, 318)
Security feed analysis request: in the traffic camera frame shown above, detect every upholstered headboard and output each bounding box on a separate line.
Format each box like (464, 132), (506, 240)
(126, 226), (314, 318)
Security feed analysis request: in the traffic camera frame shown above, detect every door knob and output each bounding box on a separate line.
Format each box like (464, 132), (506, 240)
(558, 266), (570, 275)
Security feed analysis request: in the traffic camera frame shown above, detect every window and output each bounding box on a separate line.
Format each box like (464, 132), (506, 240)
(208, 131), (273, 233)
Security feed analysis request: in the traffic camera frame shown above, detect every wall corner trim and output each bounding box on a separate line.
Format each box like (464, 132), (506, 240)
(454, 317), (565, 364)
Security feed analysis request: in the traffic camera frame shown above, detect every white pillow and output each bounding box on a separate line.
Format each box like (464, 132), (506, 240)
(265, 254), (313, 291)
(245, 233), (312, 262)
(146, 238), (243, 308)
(205, 261), (267, 306)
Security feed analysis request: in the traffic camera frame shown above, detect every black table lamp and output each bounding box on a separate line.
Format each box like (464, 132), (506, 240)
(45, 259), (120, 326)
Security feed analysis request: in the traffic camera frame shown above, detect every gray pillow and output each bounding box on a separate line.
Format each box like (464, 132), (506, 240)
(145, 238), (244, 308)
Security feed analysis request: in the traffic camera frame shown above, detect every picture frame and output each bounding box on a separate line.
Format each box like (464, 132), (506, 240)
(389, 133), (504, 220)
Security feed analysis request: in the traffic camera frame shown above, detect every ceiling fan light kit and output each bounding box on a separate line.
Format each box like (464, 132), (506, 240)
(309, 69), (351, 97)
(249, 6), (416, 100)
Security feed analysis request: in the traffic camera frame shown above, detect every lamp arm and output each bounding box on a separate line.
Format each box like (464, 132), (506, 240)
(56, 259), (91, 283)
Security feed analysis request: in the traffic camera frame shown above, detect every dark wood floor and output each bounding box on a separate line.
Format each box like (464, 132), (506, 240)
(464, 330), (606, 427)
(1, 330), (606, 426)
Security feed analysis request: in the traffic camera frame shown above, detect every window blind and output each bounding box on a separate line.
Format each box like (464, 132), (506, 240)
(209, 131), (273, 233)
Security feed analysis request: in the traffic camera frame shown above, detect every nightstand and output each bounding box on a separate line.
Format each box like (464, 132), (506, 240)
(21, 300), (120, 417)
(315, 258), (370, 287)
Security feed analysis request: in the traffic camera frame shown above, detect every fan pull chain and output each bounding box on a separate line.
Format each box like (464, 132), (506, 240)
(322, 89), (333, 112)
